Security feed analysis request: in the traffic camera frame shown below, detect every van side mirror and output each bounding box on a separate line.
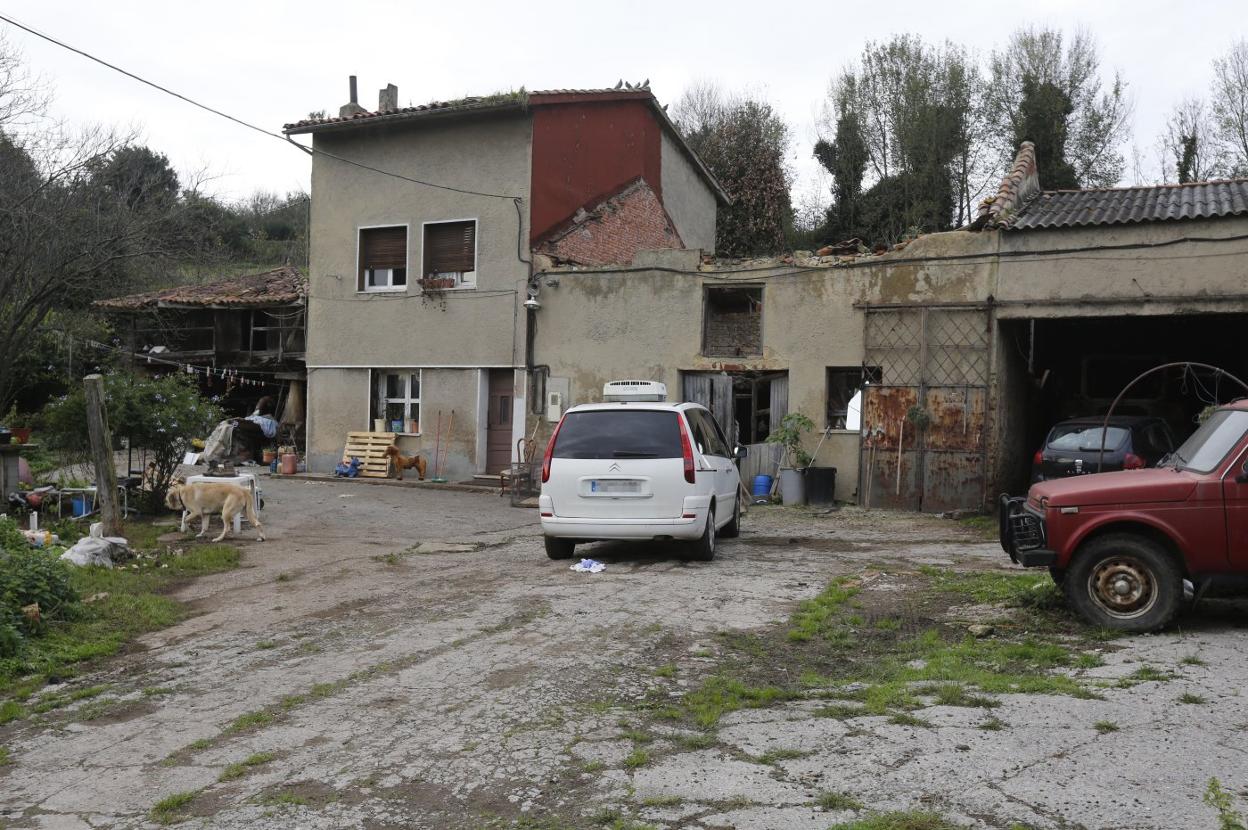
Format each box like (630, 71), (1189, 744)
(733, 446), (747, 460)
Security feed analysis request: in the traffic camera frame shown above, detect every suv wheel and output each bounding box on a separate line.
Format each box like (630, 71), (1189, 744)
(544, 536), (575, 560)
(688, 510), (716, 562)
(1064, 534), (1182, 632)
(720, 497), (740, 539)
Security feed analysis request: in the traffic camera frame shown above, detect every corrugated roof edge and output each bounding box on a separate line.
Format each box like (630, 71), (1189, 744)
(282, 88), (730, 206)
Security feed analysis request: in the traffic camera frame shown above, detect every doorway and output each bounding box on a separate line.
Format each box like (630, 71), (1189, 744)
(486, 369), (513, 474)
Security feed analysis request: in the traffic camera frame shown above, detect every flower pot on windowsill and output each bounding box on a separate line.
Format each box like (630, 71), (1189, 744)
(419, 277), (456, 291)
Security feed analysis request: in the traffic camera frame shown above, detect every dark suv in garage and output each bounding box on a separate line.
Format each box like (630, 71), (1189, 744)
(1031, 415), (1176, 483)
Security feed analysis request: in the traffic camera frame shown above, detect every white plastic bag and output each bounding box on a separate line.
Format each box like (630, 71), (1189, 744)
(60, 536), (129, 568)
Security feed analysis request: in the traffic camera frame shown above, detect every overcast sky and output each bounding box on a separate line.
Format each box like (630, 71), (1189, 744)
(2, 0), (1243, 206)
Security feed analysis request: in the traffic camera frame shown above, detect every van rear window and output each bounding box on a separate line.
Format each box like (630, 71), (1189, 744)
(553, 411), (683, 459)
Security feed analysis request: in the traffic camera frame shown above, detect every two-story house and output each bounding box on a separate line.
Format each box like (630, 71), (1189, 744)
(285, 79), (726, 477)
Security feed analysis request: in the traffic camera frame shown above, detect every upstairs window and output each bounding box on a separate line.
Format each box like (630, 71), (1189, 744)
(423, 219), (477, 288)
(702, 286), (762, 356)
(359, 225), (408, 291)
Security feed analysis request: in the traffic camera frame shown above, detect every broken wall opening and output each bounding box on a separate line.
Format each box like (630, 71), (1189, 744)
(997, 312), (1248, 494)
(702, 286), (762, 357)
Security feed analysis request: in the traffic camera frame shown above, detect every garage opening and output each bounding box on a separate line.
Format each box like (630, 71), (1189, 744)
(997, 312), (1248, 493)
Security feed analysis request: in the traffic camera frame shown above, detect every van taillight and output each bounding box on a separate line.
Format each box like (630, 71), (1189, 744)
(541, 415), (566, 483)
(677, 414), (695, 484)
(1033, 449), (1043, 466)
(1124, 453), (1145, 470)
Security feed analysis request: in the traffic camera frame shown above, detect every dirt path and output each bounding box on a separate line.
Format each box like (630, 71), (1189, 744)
(1, 477), (1245, 829)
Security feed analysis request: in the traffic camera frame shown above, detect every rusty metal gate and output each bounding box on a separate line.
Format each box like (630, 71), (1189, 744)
(859, 307), (991, 512)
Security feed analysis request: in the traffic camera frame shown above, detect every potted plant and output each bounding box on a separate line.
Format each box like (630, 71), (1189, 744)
(1, 406), (33, 444)
(766, 412), (814, 506)
(418, 276), (456, 291)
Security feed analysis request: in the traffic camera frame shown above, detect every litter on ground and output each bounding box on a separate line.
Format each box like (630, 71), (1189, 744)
(570, 558), (605, 574)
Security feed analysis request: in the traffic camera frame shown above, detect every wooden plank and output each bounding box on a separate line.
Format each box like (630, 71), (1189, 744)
(342, 431), (397, 478)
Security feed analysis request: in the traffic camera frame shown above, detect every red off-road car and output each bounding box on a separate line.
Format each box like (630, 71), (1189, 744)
(1001, 400), (1248, 632)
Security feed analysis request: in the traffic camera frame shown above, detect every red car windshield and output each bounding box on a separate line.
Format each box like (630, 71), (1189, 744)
(1173, 410), (1248, 473)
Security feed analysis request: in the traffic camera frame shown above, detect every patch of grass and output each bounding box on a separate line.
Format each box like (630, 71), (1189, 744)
(0, 543), (241, 696)
(828, 810), (966, 830)
(979, 716), (1008, 731)
(754, 747), (811, 765)
(640, 794), (683, 807)
(1204, 777), (1246, 830)
(874, 617), (902, 631)
(1127, 665), (1171, 683)
(816, 791), (864, 811)
(653, 664), (677, 678)
(1094, 720), (1120, 734)
(675, 732), (716, 750)
(918, 566), (1059, 608)
(681, 675), (797, 727)
(256, 640), (278, 650)
(1179, 692), (1207, 705)
(888, 712), (930, 727)
(582, 760), (605, 773)
(957, 514), (996, 537)
(218, 751), (277, 782)
(280, 693), (307, 710)
(0, 699), (26, 724)
(788, 577), (860, 642)
(143, 686), (174, 697)
(260, 789), (309, 807)
(919, 683), (1000, 709)
(620, 729), (653, 744)
(1074, 653), (1106, 669)
(275, 572), (294, 582)
(814, 703), (866, 719)
(188, 738), (212, 751)
(224, 709), (273, 733)
(1181, 655), (1207, 667)
(150, 790), (198, 825)
(76, 697), (121, 721)
(0, 744), (11, 765)
(623, 748), (649, 769)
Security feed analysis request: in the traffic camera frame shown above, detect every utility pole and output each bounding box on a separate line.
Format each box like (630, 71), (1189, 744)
(84, 374), (123, 536)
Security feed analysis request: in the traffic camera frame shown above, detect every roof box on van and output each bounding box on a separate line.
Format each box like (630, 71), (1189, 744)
(603, 380), (667, 402)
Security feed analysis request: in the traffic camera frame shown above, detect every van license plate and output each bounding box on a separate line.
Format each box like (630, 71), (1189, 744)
(590, 479), (641, 494)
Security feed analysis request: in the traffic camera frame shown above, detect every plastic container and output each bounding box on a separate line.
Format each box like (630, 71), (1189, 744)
(751, 475), (773, 497)
(72, 495), (92, 517)
(280, 453), (298, 475)
(805, 466), (838, 506)
(780, 468), (806, 506)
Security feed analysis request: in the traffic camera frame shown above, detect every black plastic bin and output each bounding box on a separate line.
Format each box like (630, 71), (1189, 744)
(805, 466), (837, 506)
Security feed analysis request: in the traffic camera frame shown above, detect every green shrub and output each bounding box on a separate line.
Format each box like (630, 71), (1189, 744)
(0, 519), (80, 658)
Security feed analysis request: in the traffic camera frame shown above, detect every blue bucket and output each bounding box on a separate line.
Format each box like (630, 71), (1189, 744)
(751, 475), (773, 497)
(72, 494), (91, 517)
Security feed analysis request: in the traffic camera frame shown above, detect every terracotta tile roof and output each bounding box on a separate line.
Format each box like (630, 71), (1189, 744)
(972, 142), (1039, 230)
(95, 266), (306, 311)
(1007, 179), (1248, 230)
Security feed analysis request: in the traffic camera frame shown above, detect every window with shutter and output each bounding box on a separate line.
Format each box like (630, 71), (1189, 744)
(422, 220), (477, 287)
(358, 226), (408, 291)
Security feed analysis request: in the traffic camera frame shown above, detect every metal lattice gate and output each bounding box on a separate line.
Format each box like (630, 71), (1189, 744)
(859, 307), (991, 512)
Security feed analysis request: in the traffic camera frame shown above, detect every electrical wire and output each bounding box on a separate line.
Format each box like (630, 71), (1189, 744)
(0, 11), (520, 201)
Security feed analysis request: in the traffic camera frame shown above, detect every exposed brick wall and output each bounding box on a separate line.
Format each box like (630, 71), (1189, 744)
(535, 179), (683, 267)
(704, 311), (762, 355)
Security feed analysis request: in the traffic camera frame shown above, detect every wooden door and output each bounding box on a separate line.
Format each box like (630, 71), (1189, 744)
(486, 369), (514, 474)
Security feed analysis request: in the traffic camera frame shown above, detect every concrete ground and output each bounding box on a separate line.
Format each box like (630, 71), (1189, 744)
(1, 475), (1246, 830)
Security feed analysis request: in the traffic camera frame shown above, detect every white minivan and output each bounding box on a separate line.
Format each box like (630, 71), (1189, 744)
(539, 381), (744, 561)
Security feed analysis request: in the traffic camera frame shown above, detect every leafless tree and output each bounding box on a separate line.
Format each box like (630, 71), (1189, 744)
(1156, 98), (1224, 183)
(0, 33), (47, 132)
(1211, 38), (1248, 176)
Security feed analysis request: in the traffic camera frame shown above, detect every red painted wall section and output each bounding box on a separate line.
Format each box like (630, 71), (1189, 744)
(529, 99), (662, 242)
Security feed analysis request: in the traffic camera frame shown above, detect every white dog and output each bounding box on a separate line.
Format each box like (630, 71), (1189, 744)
(165, 481), (265, 542)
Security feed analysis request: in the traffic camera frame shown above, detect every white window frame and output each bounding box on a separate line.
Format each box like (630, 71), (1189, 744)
(357, 223), (410, 294)
(420, 217), (478, 290)
(374, 369), (422, 435)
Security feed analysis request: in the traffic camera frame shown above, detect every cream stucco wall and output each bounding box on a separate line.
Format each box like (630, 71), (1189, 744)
(660, 131), (717, 253)
(304, 113), (532, 473)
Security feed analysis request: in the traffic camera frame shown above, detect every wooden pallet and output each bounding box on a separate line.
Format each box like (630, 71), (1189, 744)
(342, 431), (395, 478)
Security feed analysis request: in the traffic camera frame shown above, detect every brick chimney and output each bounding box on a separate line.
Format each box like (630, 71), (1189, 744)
(339, 75), (367, 118)
(378, 83), (398, 112)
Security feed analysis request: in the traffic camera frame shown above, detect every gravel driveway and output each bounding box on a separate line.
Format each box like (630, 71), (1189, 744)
(1, 476), (1245, 829)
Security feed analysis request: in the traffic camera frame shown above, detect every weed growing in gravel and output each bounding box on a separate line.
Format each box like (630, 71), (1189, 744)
(653, 664), (677, 678)
(219, 751), (277, 781)
(1074, 653), (1106, 668)
(256, 640), (278, 650)
(1094, 720), (1120, 734)
(888, 712), (930, 727)
(675, 732), (716, 750)
(918, 683), (1000, 709)
(1182, 655), (1207, 667)
(754, 747), (811, 765)
(623, 748), (649, 769)
(582, 760), (605, 773)
(828, 810), (966, 830)
(979, 716), (1008, 731)
(260, 790), (309, 807)
(682, 676), (796, 727)
(814, 703), (867, 719)
(143, 686), (174, 697)
(620, 728), (653, 744)
(815, 791), (864, 811)
(0, 744), (11, 765)
(1179, 693), (1208, 704)
(789, 577), (860, 642)
(1204, 778), (1246, 830)
(225, 710), (273, 733)
(150, 790), (198, 824)
(1126, 665), (1172, 683)
(917, 566), (1059, 608)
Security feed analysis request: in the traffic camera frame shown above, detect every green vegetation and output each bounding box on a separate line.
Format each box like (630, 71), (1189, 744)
(0, 515), (240, 698)
(917, 566), (1059, 608)
(788, 577), (861, 642)
(582, 760), (605, 773)
(1126, 665), (1171, 683)
(1178, 692), (1208, 705)
(1181, 655), (1207, 667)
(828, 811), (966, 830)
(753, 747), (810, 765)
(979, 716), (1008, 731)
(682, 676), (796, 727)
(1094, 720), (1120, 734)
(623, 748), (649, 769)
(1204, 777), (1247, 830)
(816, 791), (865, 811)
(225, 709), (274, 733)
(219, 751), (277, 782)
(919, 683), (999, 709)
(260, 790), (309, 807)
(150, 790), (199, 825)
(0, 744), (11, 765)
(620, 728), (653, 744)
(653, 664), (677, 678)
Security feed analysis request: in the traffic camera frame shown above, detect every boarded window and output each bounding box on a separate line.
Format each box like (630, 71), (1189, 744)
(359, 226), (407, 290)
(702, 286), (762, 356)
(423, 220), (477, 285)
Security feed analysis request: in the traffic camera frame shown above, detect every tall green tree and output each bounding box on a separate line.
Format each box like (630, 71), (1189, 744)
(1211, 38), (1248, 176)
(984, 26), (1131, 188)
(673, 84), (792, 256)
